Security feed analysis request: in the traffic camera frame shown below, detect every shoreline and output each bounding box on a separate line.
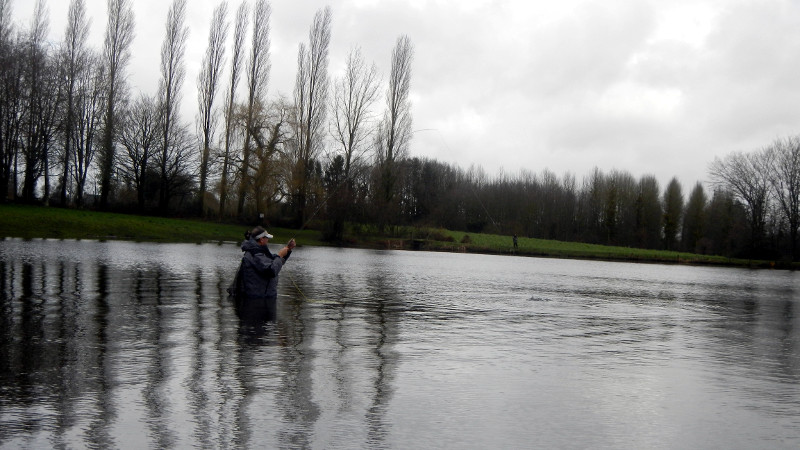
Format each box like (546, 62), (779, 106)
(1, 204), (794, 270)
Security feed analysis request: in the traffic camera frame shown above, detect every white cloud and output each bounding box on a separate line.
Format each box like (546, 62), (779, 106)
(596, 82), (684, 119)
(650, 2), (719, 47)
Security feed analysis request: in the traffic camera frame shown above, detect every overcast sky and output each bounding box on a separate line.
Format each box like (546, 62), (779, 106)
(11, 0), (800, 189)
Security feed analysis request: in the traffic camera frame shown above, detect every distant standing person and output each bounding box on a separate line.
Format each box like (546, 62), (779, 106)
(238, 226), (296, 321)
(513, 234), (518, 250)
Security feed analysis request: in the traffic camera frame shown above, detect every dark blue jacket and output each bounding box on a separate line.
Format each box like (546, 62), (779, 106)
(240, 238), (289, 299)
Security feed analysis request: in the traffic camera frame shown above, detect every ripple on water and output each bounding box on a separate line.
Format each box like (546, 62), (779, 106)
(2, 242), (800, 448)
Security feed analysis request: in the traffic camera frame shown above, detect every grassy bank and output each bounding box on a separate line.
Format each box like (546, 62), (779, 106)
(0, 204), (323, 246)
(362, 226), (776, 268)
(1, 204), (791, 269)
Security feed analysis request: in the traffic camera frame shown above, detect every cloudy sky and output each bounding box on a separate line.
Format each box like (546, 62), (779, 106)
(11, 0), (800, 189)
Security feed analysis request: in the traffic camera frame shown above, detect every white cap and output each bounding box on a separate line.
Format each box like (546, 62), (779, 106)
(254, 230), (273, 240)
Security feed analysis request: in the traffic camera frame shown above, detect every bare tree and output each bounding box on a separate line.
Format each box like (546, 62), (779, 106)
(291, 6), (332, 226)
(558, 171), (579, 241)
(155, 120), (197, 211)
(245, 97), (291, 218)
(375, 35), (413, 225)
(157, 0), (188, 211)
(332, 45), (379, 180)
(0, 0), (10, 53)
(58, 0), (90, 206)
(0, 0), (22, 201)
(98, 0), (135, 209)
(219, 0), (247, 216)
(709, 150), (772, 255)
(327, 45), (379, 240)
(119, 93), (159, 210)
(768, 136), (800, 260)
(579, 167), (606, 243)
(601, 169), (637, 245)
(71, 52), (104, 207)
(236, 0), (270, 217)
(21, 0), (62, 203)
(196, 1), (228, 215)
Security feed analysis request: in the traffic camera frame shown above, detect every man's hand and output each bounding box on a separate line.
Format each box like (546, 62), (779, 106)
(278, 239), (296, 259)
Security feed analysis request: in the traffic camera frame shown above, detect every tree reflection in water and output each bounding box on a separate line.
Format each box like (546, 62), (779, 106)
(2, 239), (800, 448)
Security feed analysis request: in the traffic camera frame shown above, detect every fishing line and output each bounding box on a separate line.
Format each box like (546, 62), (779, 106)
(284, 164), (357, 304)
(414, 128), (502, 231)
(235, 167), (351, 305)
(469, 183), (501, 231)
(283, 128), (507, 304)
(292, 175), (348, 237)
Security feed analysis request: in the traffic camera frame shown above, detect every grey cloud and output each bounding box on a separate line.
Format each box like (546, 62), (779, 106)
(15, 0), (800, 189)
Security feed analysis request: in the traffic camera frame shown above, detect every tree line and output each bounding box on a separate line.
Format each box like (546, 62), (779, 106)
(0, 0), (413, 222)
(1, 0), (797, 262)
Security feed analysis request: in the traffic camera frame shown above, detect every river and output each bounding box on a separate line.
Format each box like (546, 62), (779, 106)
(1, 238), (799, 449)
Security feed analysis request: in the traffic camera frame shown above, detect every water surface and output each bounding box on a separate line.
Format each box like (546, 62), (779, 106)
(1, 239), (799, 448)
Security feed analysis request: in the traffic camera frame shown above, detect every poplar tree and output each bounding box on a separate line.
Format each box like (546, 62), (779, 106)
(292, 6), (331, 226)
(219, 1), (247, 217)
(196, 1), (228, 215)
(98, 0), (135, 209)
(236, 0), (270, 217)
(156, 0), (188, 211)
(0, 0), (20, 201)
(71, 52), (103, 207)
(662, 177), (684, 250)
(58, 0), (89, 206)
(21, 0), (61, 204)
(635, 175), (662, 249)
(682, 182), (707, 253)
(375, 35), (413, 226)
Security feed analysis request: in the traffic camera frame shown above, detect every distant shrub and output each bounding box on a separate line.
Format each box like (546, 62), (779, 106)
(460, 234), (472, 244)
(429, 230), (455, 242)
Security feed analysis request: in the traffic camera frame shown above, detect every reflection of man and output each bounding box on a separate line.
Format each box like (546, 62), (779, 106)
(239, 226), (296, 321)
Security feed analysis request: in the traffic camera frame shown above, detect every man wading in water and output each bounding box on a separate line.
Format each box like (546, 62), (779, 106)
(239, 226), (296, 322)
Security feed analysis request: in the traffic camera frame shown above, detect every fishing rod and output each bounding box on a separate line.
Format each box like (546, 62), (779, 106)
(291, 163), (356, 238)
(283, 128), (508, 302)
(283, 161), (362, 303)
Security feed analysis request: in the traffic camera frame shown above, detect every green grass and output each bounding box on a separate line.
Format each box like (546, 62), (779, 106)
(0, 204), (324, 245)
(1, 204), (790, 269)
(373, 226), (779, 268)
(454, 231), (744, 265)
